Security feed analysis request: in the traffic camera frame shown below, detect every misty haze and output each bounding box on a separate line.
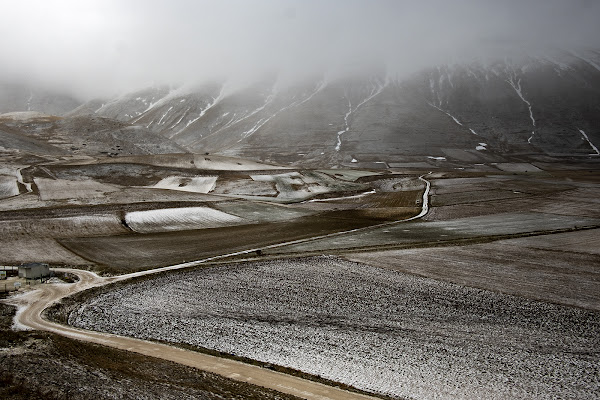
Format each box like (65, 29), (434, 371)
(0, 1), (599, 400)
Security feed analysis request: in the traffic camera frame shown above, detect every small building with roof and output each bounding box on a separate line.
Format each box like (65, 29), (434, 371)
(18, 263), (50, 280)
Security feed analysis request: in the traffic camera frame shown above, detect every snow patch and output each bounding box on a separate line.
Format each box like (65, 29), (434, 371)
(157, 106), (173, 125)
(308, 189), (375, 202)
(579, 129), (600, 155)
(152, 176), (217, 193)
(427, 103), (463, 126)
(505, 69), (536, 142)
(125, 207), (246, 233)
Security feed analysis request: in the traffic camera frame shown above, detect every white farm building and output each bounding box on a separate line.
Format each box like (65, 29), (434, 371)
(18, 263), (50, 280)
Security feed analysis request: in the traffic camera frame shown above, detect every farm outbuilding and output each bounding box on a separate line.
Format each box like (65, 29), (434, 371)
(18, 263), (50, 280)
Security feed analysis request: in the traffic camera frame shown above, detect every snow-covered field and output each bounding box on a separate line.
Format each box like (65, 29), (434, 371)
(152, 176), (217, 193)
(212, 178), (277, 196)
(249, 171), (365, 202)
(69, 257), (600, 400)
(124, 207), (247, 233)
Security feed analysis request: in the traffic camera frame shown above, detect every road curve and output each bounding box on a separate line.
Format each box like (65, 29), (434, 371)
(5, 269), (379, 400)
(2, 176), (431, 400)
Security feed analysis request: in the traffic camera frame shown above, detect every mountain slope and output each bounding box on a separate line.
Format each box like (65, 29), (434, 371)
(8, 49), (600, 167)
(0, 82), (82, 116)
(0, 113), (187, 158)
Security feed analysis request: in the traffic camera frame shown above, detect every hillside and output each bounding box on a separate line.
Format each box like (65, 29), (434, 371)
(1, 50), (599, 169)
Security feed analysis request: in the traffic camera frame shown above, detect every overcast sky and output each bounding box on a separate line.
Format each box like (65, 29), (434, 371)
(1, 0), (599, 98)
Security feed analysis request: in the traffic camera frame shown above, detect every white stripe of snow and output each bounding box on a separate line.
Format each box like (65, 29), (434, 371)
(133, 85), (203, 125)
(296, 79), (327, 107)
(506, 70), (536, 129)
(307, 189), (376, 202)
(171, 87), (225, 138)
(169, 107), (190, 129)
(336, 98), (352, 151)
(157, 106), (173, 125)
(336, 79), (387, 152)
(354, 80), (386, 112)
(450, 114), (462, 126)
(579, 129), (600, 155)
(26, 91), (33, 111)
(428, 102), (463, 126)
(195, 91), (275, 145)
(446, 69), (454, 89)
(200, 79), (328, 144)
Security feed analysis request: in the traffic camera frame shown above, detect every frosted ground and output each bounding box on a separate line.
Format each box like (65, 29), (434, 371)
(124, 207), (247, 233)
(69, 256), (600, 400)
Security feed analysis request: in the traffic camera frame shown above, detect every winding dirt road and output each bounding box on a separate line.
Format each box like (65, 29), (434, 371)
(5, 269), (378, 400)
(2, 176), (431, 399)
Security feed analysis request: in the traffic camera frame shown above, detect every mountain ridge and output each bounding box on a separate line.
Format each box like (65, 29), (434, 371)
(2, 50), (599, 166)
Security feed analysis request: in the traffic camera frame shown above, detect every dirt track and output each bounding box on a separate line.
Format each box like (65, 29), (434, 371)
(1, 175), (432, 399)
(5, 269), (379, 400)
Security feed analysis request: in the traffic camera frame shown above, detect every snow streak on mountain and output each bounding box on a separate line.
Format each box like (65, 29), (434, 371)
(1, 50), (600, 167)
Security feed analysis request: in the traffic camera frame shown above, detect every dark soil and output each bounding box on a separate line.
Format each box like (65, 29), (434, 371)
(59, 210), (397, 273)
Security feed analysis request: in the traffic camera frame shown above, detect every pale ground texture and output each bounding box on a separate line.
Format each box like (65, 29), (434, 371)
(68, 256), (600, 400)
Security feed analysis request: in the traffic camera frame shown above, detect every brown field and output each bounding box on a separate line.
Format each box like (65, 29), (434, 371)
(347, 229), (600, 310)
(59, 211), (398, 272)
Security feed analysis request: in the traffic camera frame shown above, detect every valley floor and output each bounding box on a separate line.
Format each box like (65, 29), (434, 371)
(1, 155), (599, 399)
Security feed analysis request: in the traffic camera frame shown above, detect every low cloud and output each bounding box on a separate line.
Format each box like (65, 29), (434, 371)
(1, 0), (599, 99)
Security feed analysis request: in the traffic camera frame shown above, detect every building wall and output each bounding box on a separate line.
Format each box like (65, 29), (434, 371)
(18, 264), (50, 279)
